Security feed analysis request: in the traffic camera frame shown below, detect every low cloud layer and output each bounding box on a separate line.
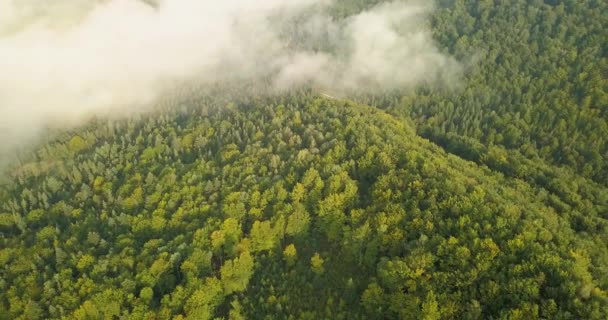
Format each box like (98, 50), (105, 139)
(0, 0), (459, 158)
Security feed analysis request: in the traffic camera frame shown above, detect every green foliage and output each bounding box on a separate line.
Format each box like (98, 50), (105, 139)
(395, 0), (608, 186)
(283, 244), (297, 266)
(421, 291), (440, 320)
(310, 253), (325, 275)
(0, 1), (607, 318)
(1, 93), (606, 318)
(249, 221), (276, 252)
(184, 277), (224, 320)
(68, 136), (89, 154)
(220, 251), (254, 295)
(139, 287), (153, 304)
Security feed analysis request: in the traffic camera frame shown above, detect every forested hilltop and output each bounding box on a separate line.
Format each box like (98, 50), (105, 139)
(1, 95), (607, 319)
(1, 0), (607, 319)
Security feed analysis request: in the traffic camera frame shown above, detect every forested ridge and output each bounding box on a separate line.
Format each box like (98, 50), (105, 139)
(1, 0), (607, 319)
(1, 96), (607, 319)
(407, 0), (607, 184)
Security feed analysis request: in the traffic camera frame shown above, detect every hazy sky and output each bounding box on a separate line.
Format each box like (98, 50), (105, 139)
(0, 0), (460, 158)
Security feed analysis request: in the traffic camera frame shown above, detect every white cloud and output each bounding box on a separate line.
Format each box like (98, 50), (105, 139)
(0, 0), (459, 157)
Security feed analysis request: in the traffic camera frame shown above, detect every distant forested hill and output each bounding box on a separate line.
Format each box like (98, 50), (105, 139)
(395, 0), (607, 185)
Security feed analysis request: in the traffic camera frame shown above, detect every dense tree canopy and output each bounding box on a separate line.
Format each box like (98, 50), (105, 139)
(1, 0), (607, 319)
(399, 0), (608, 186)
(1, 95), (607, 319)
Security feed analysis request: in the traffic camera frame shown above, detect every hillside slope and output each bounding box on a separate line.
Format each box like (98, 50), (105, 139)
(405, 0), (607, 185)
(1, 95), (606, 319)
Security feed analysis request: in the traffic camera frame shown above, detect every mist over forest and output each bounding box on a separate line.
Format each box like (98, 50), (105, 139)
(0, 0), (459, 159)
(0, 0), (607, 319)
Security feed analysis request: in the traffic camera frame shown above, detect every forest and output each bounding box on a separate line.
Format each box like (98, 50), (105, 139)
(1, 0), (607, 319)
